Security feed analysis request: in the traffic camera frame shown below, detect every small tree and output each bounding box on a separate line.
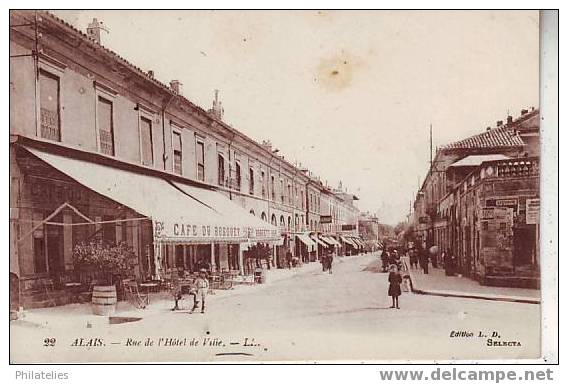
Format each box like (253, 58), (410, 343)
(73, 240), (135, 285)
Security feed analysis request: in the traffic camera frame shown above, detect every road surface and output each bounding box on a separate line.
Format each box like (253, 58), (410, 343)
(10, 253), (540, 362)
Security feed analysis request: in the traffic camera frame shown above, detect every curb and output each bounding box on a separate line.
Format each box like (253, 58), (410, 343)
(407, 273), (540, 305)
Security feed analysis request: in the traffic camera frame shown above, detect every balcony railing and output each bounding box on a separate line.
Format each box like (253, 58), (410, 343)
(480, 157), (540, 179)
(494, 159), (539, 178)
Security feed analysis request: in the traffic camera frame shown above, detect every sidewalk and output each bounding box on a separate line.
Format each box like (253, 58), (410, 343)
(11, 256), (339, 328)
(408, 267), (540, 304)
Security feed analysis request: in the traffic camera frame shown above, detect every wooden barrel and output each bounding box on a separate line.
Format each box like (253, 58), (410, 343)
(92, 285), (117, 316)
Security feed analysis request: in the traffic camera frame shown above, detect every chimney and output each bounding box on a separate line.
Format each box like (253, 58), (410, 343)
(170, 80), (183, 96)
(496, 120), (503, 127)
(86, 18), (108, 44)
(506, 115), (513, 125)
(208, 89), (224, 120)
(261, 140), (272, 152)
(521, 109), (529, 115)
(148, 70), (154, 79)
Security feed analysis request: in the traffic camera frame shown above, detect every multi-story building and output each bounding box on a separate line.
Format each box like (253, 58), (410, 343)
(9, 11), (363, 307)
(410, 109), (540, 287)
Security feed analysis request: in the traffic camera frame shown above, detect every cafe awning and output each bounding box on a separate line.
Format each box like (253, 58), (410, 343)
(310, 235), (328, 248)
(24, 146), (279, 243)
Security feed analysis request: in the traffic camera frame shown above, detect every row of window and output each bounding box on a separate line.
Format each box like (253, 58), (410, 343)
(248, 210), (322, 231)
(37, 69), (322, 209)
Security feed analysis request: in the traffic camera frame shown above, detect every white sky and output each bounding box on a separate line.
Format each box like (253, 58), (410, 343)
(54, 10), (539, 225)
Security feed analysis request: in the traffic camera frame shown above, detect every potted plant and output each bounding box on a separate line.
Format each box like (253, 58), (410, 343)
(73, 240), (135, 316)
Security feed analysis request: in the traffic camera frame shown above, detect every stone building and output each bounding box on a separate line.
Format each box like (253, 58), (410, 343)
(410, 109), (540, 287)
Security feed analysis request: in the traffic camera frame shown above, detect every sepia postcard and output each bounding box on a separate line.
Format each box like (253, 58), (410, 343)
(8, 9), (557, 363)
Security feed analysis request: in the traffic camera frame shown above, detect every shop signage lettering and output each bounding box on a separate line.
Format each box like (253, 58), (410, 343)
(172, 223), (241, 238)
(480, 208), (494, 220)
(320, 215), (332, 224)
(154, 220), (277, 241)
(495, 198), (518, 208)
(526, 198), (539, 225)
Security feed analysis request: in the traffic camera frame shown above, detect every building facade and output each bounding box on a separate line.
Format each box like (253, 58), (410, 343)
(410, 110), (540, 288)
(9, 11), (361, 307)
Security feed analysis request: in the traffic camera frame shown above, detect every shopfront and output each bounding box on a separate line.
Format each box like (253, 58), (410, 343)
(11, 144), (280, 291)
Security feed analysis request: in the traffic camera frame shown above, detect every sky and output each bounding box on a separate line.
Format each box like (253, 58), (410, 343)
(54, 10), (540, 225)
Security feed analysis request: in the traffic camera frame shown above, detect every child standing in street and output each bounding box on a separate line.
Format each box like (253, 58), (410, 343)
(192, 269), (209, 314)
(388, 264), (402, 309)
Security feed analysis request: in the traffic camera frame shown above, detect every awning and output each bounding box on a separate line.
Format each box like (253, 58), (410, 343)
(172, 181), (279, 242)
(449, 154), (510, 168)
(350, 238), (361, 249)
(24, 146), (280, 243)
(323, 236), (341, 247)
(296, 234), (316, 247)
(340, 236), (356, 246)
(310, 235), (328, 248)
(353, 238), (365, 247)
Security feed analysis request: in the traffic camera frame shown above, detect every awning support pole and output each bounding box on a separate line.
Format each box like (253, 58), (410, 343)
(238, 245), (244, 276)
(17, 202), (92, 243)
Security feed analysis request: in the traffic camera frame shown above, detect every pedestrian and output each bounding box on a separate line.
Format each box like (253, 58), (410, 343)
(410, 249), (418, 270)
(191, 269), (209, 314)
(286, 250), (292, 269)
(380, 248), (389, 273)
(327, 253), (333, 274)
(388, 264), (402, 309)
(419, 246), (429, 274)
(321, 253), (328, 272)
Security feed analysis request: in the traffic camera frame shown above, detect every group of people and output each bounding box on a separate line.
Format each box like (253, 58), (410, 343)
(383, 242), (460, 309)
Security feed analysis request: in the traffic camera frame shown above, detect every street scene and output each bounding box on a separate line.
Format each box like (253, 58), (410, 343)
(11, 253), (540, 362)
(9, 10), (545, 363)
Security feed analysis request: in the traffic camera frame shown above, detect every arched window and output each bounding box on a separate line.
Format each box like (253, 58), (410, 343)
(249, 209), (255, 216)
(287, 216), (292, 230)
(261, 212), (267, 222)
(280, 215), (285, 228)
(271, 214), (277, 226)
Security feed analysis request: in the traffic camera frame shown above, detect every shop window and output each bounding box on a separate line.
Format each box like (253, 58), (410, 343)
(196, 140), (205, 181)
(218, 154), (225, 186)
(140, 116), (154, 166)
(172, 131), (182, 175)
(39, 70), (61, 141)
(97, 96), (115, 156)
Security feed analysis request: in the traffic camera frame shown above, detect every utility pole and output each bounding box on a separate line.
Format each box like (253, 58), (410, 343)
(429, 123), (433, 170)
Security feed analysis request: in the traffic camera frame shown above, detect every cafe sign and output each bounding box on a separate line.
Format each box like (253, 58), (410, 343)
(153, 220), (279, 243)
